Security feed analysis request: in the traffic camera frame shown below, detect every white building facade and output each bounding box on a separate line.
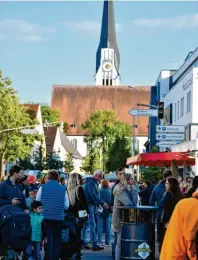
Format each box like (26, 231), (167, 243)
(163, 50), (198, 141)
(152, 48), (198, 174)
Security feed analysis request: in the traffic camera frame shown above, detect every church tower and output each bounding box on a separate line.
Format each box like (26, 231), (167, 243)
(95, 0), (120, 86)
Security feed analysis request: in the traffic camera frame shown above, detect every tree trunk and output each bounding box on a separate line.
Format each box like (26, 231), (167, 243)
(0, 152), (6, 180)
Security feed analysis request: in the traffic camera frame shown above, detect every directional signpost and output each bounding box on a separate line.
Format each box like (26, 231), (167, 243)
(156, 141), (181, 147)
(156, 125), (185, 133)
(128, 109), (157, 117)
(156, 133), (185, 141)
(156, 125), (185, 151)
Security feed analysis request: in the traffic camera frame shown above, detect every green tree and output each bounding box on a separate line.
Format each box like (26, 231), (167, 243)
(19, 156), (34, 170)
(0, 70), (37, 177)
(141, 166), (164, 183)
(45, 152), (63, 170)
(106, 137), (131, 172)
(19, 141), (46, 171)
(82, 110), (131, 173)
(64, 153), (74, 173)
(151, 145), (159, 152)
(40, 104), (60, 125)
(81, 137), (101, 173)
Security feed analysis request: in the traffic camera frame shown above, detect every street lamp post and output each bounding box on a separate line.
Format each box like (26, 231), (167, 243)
(128, 86), (137, 157)
(103, 123), (107, 173)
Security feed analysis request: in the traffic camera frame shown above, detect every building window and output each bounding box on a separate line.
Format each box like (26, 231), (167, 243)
(175, 103), (177, 121)
(71, 139), (77, 149)
(106, 79), (109, 86)
(110, 79), (112, 85)
(180, 97), (184, 118)
(102, 79), (105, 86)
(177, 101), (179, 120)
(187, 91), (191, 113)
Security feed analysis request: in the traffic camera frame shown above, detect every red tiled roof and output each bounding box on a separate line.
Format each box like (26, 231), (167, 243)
(44, 127), (57, 154)
(22, 104), (40, 117)
(51, 85), (151, 136)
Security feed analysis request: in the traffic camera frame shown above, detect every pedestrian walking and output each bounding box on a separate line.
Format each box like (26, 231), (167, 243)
(158, 177), (183, 252)
(96, 179), (112, 247)
(67, 173), (89, 259)
(36, 169), (70, 260)
(82, 169), (109, 251)
(149, 169), (172, 247)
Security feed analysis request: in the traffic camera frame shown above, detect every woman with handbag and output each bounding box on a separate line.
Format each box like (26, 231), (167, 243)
(67, 173), (89, 259)
(158, 177), (183, 252)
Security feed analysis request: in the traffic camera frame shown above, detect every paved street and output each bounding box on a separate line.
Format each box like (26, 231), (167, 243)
(82, 247), (112, 259)
(83, 247), (159, 260)
(82, 244), (159, 259)
(82, 230), (159, 259)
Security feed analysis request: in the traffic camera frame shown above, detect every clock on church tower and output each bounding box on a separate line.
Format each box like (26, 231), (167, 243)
(103, 61), (112, 72)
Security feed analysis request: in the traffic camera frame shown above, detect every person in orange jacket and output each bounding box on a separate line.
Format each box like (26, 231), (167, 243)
(160, 190), (198, 260)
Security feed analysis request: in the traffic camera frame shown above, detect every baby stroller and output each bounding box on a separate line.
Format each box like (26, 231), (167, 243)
(0, 205), (31, 260)
(60, 213), (80, 260)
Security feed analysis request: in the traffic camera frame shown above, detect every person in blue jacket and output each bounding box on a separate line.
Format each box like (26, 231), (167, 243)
(0, 165), (27, 210)
(82, 170), (109, 251)
(96, 179), (112, 246)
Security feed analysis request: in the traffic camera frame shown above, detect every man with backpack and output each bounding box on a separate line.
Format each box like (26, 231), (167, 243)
(0, 165), (28, 210)
(36, 169), (69, 260)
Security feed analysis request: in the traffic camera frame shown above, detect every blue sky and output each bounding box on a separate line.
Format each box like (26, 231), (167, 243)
(0, 1), (198, 103)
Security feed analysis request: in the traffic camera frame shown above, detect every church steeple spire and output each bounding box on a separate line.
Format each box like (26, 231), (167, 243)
(95, 0), (120, 86)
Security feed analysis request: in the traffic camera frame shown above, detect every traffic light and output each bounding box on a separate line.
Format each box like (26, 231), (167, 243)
(158, 102), (164, 119)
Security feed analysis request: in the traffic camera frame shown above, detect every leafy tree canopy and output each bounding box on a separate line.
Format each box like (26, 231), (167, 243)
(64, 153), (74, 173)
(81, 110), (131, 173)
(40, 104), (60, 124)
(141, 166), (164, 183)
(106, 137), (131, 172)
(0, 70), (37, 177)
(82, 110), (131, 140)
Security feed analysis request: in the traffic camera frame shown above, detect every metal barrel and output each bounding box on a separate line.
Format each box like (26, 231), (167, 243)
(121, 222), (155, 260)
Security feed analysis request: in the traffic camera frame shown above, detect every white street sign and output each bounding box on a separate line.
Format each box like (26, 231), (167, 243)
(21, 129), (38, 134)
(129, 109), (157, 117)
(156, 141), (181, 147)
(156, 134), (184, 141)
(156, 125), (185, 133)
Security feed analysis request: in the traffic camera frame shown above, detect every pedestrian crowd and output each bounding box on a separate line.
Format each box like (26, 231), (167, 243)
(0, 165), (198, 260)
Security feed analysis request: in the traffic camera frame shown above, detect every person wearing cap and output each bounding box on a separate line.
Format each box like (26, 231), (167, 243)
(26, 186), (38, 210)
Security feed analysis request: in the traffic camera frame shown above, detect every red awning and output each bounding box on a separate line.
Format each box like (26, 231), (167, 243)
(126, 152), (195, 167)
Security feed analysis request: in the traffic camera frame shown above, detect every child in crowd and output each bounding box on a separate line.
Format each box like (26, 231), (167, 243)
(26, 187), (38, 210)
(26, 201), (43, 260)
